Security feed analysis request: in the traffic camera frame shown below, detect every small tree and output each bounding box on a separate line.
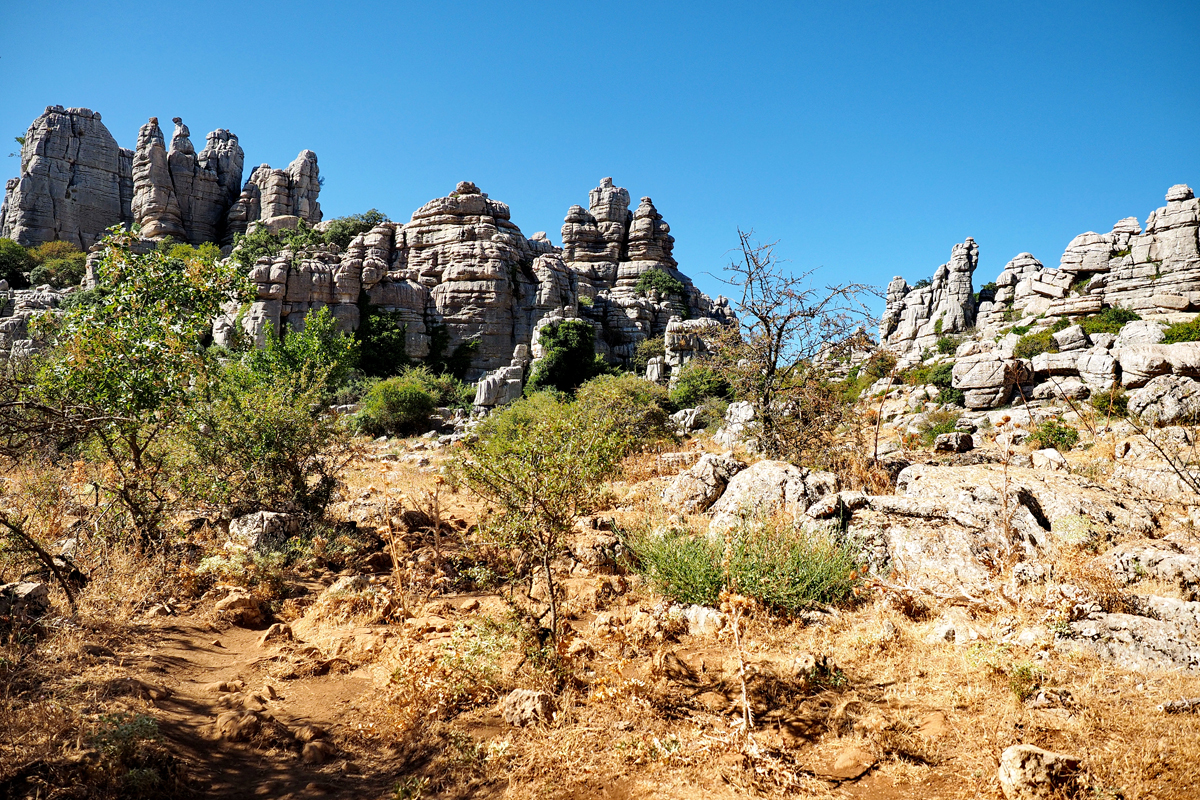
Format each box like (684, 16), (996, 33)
(0, 230), (250, 547)
(454, 393), (627, 638)
(712, 229), (874, 465)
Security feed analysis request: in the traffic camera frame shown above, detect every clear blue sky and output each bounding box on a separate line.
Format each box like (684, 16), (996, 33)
(2, 1), (1197, 315)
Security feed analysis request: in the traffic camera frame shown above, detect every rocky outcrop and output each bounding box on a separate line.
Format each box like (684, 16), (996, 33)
(228, 179), (731, 382)
(3, 108), (312, 250)
(0, 106), (133, 248)
(879, 238), (978, 358)
(130, 116), (247, 244)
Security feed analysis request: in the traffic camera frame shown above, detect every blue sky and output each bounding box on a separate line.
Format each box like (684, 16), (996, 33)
(2, 1), (1197, 314)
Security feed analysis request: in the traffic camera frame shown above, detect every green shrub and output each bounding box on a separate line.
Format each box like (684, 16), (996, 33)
(526, 319), (614, 394)
(1028, 420), (1079, 451)
(935, 335), (960, 355)
(247, 306), (359, 395)
(396, 364), (474, 409)
(355, 299), (411, 377)
(0, 238), (32, 288)
(933, 317), (944, 335)
(668, 360), (731, 409)
(321, 209), (389, 249)
(455, 392), (629, 636)
(625, 520), (862, 615)
(28, 240), (88, 286)
(635, 268), (686, 297)
(575, 373), (671, 447)
(1163, 317), (1200, 344)
(1079, 307), (1140, 336)
(1013, 330), (1058, 360)
(918, 409), (961, 446)
(696, 396), (730, 433)
(355, 376), (437, 436)
(912, 277), (932, 289)
(1090, 388), (1128, 418)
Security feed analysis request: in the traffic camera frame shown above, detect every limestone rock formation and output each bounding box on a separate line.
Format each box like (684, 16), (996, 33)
(877, 182), (1200, 410)
(229, 178), (731, 384)
(0, 106), (133, 248)
(3, 107), (309, 249)
(130, 116), (247, 244)
(879, 238), (978, 360)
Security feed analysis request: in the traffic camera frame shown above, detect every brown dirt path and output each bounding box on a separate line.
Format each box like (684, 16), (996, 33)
(122, 616), (405, 800)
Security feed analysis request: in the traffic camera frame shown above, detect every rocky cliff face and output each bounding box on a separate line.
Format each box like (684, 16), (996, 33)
(225, 178), (731, 384)
(0, 106), (133, 249)
(3, 108), (315, 249)
(879, 238), (979, 361)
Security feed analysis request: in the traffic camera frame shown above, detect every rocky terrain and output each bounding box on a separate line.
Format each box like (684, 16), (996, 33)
(879, 183), (1200, 411)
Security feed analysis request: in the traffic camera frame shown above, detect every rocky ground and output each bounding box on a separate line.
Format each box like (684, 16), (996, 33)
(6, 393), (1200, 799)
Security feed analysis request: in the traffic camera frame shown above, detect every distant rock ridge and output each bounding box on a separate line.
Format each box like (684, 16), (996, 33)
(1, 106), (318, 248)
(218, 178), (732, 385)
(880, 183), (1200, 362)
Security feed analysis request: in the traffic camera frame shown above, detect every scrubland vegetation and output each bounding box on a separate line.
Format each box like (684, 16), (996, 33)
(1, 228), (1198, 800)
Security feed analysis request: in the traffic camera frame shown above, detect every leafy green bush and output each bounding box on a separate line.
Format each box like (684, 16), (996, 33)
(26, 240), (87, 287)
(935, 335), (960, 355)
(1013, 330), (1058, 360)
(635, 268), (685, 297)
(668, 360), (731, 409)
(1163, 317), (1200, 344)
(355, 375), (437, 436)
(355, 300), (411, 377)
(696, 396), (730, 433)
(321, 209), (389, 249)
(1079, 307), (1140, 336)
(1028, 420), (1079, 451)
(393, 364), (474, 408)
(247, 306), (359, 395)
(526, 319), (614, 394)
(1090, 388), (1128, 418)
(0, 237), (33, 288)
(625, 520), (862, 614)
(575, 373), (671, 447)
(912, 277), (932, 289)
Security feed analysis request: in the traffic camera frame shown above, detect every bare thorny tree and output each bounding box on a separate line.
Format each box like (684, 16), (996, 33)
(711, 228), (877, 465)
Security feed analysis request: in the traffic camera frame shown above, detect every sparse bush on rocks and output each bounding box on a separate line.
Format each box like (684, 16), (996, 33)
(0, 237), (33, 288)
(635, 267), (685, 297)
(1163, 316), (1200, 344)
(1028, 419), (1079, 451)
(1090, 388), (1128, 417)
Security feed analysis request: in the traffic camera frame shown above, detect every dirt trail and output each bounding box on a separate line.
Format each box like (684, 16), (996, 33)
(122, 616), (397, 800)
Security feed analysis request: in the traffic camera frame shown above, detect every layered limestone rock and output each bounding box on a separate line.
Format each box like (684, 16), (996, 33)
(876, 183), (1200, 410)
(130, 116), (249, 244)
(0, 106), (133, 248)
(223, 152), (322, 244)
(879, 238), (978, 359)
(3, 108), (310, 249)
(227, 179), (731, 386)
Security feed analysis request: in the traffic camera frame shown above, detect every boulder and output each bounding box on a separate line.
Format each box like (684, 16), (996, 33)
(1055, 595), (1200, 673)
(1114, 320), (1166, 349)
(229, 511), (299, 553)
(952, 353), (1032, 409)
(1127, 374), (1200, 425)
(502, 689), (556, 726)
(713, 401), (758, 451)
(0, 581), (51, 622)
(1051, 324), (1088, 351)
(1031, 448), (1068, 471)
(997, 745), (1081, 800)
(1104, 544), (1200, 600)
(1118, 343), (1200, 387)
(933, 432), (973, 453)
(708, 460), (839, 533)
(661, 452), (746, 513)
